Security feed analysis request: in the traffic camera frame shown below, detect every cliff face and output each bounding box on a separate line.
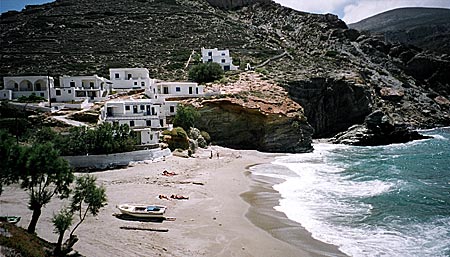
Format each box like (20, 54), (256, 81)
(285, 78), (372, 137)
(194, 100), (313, 152)
(186, 72), (313, 153)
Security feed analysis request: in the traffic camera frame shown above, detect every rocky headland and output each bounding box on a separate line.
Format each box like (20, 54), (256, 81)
(1, 0), (449, 150)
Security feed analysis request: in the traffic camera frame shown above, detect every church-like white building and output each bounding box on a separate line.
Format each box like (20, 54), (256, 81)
(1, 76), (54, 100)
(201, 47), (239, 71)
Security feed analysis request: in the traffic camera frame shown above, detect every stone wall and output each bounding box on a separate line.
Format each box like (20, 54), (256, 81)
(63, 148), (171, 170)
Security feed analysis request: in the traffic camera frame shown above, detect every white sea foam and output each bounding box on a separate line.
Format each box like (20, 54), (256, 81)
(250, 142), (449, 257)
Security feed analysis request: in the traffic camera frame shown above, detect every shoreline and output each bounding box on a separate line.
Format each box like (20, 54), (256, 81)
(0, 146), (345, 256)
(242, 171), (347, 256)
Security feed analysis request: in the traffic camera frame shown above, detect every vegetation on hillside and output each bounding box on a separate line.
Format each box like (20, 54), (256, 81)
(188, 63), (224, 84)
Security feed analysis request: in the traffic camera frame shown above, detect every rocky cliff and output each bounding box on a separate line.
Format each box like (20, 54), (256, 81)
(187, 72), (313, 152)
(1, 0), (449, 148)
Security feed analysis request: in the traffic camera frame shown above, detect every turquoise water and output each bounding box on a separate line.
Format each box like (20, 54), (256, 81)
(251, 127), (450, 257)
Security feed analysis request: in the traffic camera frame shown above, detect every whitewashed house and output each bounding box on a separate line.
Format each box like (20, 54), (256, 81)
(100, 99), (167, 145)
(146, 81), (205, 101)
(1, 76), (54, 100)
(109, 68), (155, 91)
(201, 47), (238, 71)
(53, 75), (110, 102)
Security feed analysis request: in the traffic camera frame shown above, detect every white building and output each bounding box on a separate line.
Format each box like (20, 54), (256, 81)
(201, 47), (238, 71)
(109, 68), (154, 91)
(53, 75), (110, 102)
(145, 81), (205, 102)
(1, 76), (54, 100)
(100, 99), (168, 145)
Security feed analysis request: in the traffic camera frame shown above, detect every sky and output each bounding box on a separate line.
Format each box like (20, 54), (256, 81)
(1, 0), (450, 23)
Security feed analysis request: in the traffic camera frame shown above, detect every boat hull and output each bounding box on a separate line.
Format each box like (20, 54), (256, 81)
(117, 204), (166, 218)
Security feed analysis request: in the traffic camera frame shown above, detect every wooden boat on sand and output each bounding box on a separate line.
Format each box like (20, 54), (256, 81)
(117, 204), (166, 218)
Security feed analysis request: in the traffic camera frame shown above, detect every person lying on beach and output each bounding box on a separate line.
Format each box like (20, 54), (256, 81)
(162, 170), (177, 176)
(170, 194), (189, 200)
(159, 194), (169, 200)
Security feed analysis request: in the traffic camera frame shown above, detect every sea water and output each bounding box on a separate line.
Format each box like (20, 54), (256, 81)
(251, 127), (450, 257)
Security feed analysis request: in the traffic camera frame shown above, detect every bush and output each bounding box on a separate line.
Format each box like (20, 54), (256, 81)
(200, 130), (211, 143)
(17, 93), (46, 103)
(166, 127), (189, 151)
(188, 62), (224, 84)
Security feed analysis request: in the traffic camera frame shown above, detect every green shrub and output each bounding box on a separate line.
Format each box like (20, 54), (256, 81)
(188, 63), (224, 84)
(166, 127), (189, 151)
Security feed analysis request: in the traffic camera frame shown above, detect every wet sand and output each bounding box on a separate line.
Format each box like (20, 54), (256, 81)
(0, 146), (345, 256)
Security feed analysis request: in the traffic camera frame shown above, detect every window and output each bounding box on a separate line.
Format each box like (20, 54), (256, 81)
(170, 106), (175, 113)
(115, 73), (120, 79)
(208, 52), (212, 56)
(134, 82), (138, 86)
(125, 105), (130, 111)
(68, 90), (71, 94)
(40, 93), (44, 97)
(146, 120), (151, 126)
(133, 105), (138, 113)
(130, 121), (135, 127)
(70, 81), (75, 87)
(221, 59), (226, 63)
(90, 82), (94, 88)
(14, 83), (18, 89)
(128, 74), (132, 80)
(221, 52), (226, 56)
(140, 105), (145, 110)
(56, 90), (61, 96)
(141, 82), (145, 87)
(175, 87), (181, 92)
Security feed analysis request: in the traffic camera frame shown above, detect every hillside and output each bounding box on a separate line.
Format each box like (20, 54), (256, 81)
(1, 0), (449, 142)
(349, 7), (450, 54)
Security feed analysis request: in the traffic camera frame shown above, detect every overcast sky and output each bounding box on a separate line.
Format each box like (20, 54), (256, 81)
(1, 0), (450, 24)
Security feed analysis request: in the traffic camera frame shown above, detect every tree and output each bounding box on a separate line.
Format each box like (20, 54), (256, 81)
(20, 142), (74, 234)
(69, 175), (107, 238)
(173, 105), (200, 132)
(188, 62), (224, 83)
(52, 208), (73, 256)
(0, 130), (23, 195)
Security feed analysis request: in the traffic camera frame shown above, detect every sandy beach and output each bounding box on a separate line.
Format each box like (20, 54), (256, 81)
(1, 146), (345, 257)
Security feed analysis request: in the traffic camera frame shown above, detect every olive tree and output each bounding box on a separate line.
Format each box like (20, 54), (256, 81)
(52, 208), (73, 256)
(69, 174), (107, 238)
(20, 142), (74, 234)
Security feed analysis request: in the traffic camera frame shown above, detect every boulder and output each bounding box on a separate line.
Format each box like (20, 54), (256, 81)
(379, 87), (405, 101)
(332, 110), (431, 146)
